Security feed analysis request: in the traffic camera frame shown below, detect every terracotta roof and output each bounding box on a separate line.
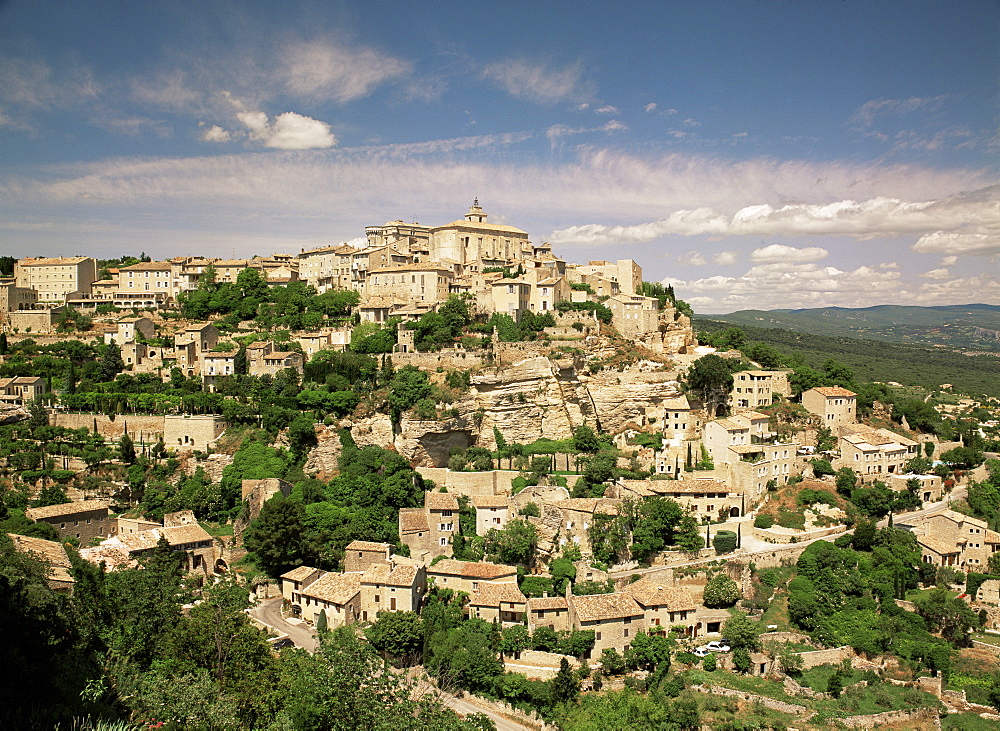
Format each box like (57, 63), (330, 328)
(281, 565), (321, 582)
(361, 564), (391, 584)
(428, 559), (517, 580)
(712, 418), (749, 431)
(119, 261), (172, 271)
(528, 596), (568, 611)
(425, 492), (460, 510)
(399, 510), (429, 533)
(552, 498), (620, 515)
(386, 564), (420, 587)
(469, 583), (527, 607)
(300, 572), (361, 605)
(434, 220), (527, 234)
(113, 524), (212, 552)
(78, 544), (137, 572)
(571, 592), (644, 622)
(8, 533), (75, 585)
(346, 540), (391, 553)
(623, 579), (697, 611)
(663, 396), (691, 410)
(17, 256), (90, 266)
(918, 535), (960, 556)
(26, 500), (110, 521)
(811, 386), (857, 398)
(472, 495), (510, 509)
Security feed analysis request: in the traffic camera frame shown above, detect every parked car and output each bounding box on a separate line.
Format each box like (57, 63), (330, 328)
(272, 637), (295, 649)
(705, 641), (731, 652)
(692, 646), (710, 657)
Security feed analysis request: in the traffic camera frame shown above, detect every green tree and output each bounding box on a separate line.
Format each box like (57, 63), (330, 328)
(483, 519), (538, 567)
(732, 646), (752, 673)
(722, 612), (761, 651)
(826, 669), (844, 698)
(366, 611), (424, 663)
(551, 658), (580, 705)
(703, 573), (741, 608)
(499, 624), (532, 658)
(685, 354), (734, 397)
(243, 496), (317, 577)
(835, 467), (858, 496)
(624, 630), (674, 672)
(572, 424), (601, 453)
(119, 432), (136, 464)
(712, 530), (737, 554)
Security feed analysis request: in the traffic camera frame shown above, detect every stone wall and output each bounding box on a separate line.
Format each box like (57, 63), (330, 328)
(751, 524), (845, 545)
(390, 350), (485, 370)
(51, 412), (165, 442)
(793, 645), (855, 669)
(837, 707), (940, 729)
(416, 467), (521, 496)
(688, 684), (806, 715)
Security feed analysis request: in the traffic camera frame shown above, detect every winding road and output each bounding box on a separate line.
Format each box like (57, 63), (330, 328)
(250, 596), (318, 652)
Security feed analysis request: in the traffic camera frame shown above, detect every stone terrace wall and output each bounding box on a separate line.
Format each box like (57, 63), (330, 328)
(51, 412), (164, 442)
(794, 645), (855, 669)
(837, 707), (940, 729)
(688, 684), (806, 715)
(390, 350), (485, 370)
(416, 467), (521, 496)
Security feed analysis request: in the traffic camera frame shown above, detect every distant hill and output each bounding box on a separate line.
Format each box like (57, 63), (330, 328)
(709, 303), (1000, 352)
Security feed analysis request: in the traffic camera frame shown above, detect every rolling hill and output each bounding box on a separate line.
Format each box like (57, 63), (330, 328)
(709, 303), (1000, 352)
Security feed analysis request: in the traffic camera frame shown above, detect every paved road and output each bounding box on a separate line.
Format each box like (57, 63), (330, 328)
(440, 692), (534, 731)
(250, 597), (318, 652)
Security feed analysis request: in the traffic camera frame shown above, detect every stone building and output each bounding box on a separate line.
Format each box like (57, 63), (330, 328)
(898, 508), (1000, 570)
(14, 256), (98, 302)
(622, 579), (698, 634)
(8, 533), (75, 594)
(343, 540), (393, 573)
(551, 498), (622, 554)
(605, 293), (660, 338)
(836, 427), (919, 480)
(527, 596), (572, 634)
(117, 261), (175, 300)
(569, 259), (642, 295)
(802, 386), (857, 428)
(280, 565), (323, 603)
(104, 317), (155, 345)
(731, 370), (792, 411)
(0, 280), (38, 320)
(359, 562), (426, 620)
(613, 477), (744, 522)
(468, 582), (528, 625)
(163, 414), (227, 452)
(703, 412), (772, 462)
(473, 494), (511, 535)
(567, 592), (646, 657)
(293, 572), (361, 626)
(26, 501), (116, 544)
(0, 376), (47, 407)
(398, 491), (460, 561)
(887, 473), (944, 504)
(425, 559), (518, 594)
(97, 523), (215, 576)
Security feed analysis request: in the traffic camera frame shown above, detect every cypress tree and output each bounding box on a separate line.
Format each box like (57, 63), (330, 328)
(316, 609), (328, 634)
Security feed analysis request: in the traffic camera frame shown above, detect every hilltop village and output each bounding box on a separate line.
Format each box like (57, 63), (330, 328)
(3, 202), (1000, 729)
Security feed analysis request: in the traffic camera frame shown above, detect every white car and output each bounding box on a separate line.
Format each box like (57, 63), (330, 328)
(705, 641), (731, 653)
(692, 646), (710, 657)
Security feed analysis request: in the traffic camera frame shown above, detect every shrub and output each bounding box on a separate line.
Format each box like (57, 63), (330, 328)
(754, 514), (774, 529)
(713, 530), (738, 554)
(703, 573), (741, 608)
(520, 502), (540, 518)
(702, 653), (717, 671)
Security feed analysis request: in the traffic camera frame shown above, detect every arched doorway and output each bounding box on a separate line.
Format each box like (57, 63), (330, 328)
(730, 507), (740, 518)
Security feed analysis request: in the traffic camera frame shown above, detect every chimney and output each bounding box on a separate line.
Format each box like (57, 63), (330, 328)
(543, 591), (548, 598)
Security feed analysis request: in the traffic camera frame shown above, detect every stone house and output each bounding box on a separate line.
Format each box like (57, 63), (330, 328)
(14, 256), (98, 302)
(622, 579), (698, 634)
(344, 540), (394, 573)
(26, 501), (116, 544)
(731, 370), (792, 411)
(398, 491), (461, 561)
(836, 427), (919, 480)
(426, 559), (518, 594)
(176, 322), (219, 354)
(569, 259), (642, 295)
(293, 571), (362, 626)
(605, 293), (659, 337)
(661, 395), (696, 445)
(6, 308), (63, 334)
(887, 473), (944, 504)
(253, 350), (305, 378)
(527, 596), (572, 634)
(567, 592), (646, 658)
(103, 316), (155, 345)
(722, 442), (798, 504)
(202, 351), (237, 390)
(360, 562), (427, 621)
(802, 386), (857, 428)
(0, 376), (48, 406)
(163, 414), (226, 452)
(613, 477), (743, 521)
(473, 494), (511, 535)
(490, 278), (531, 320)
(117, 261), (175, 300)
(280, 565), (323, 603)
(551, 498), (622, 554)
(8, 533), (75, 594)
(468, 582), (528, 625)
(366, 263), (455, 304)
(98, 523), (215, 576)
(898, 508), (1000, 570)
(0, 280), (39, 320)
(703, 412), (772, 462)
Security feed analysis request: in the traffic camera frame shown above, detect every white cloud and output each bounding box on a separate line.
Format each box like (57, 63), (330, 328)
(677, 250), (707, 266)
(712, 251), (738, 266)
(645, 103), (657, 113)
(600, 120), (628, 132)
(596, 105), (619, 114)
(940, 255), (957, 266)
(201, 124), (231, 143)
(879, 261), (899, 269)
(751, 244), (828, 263)
(236, 110), (336, 149)
(911, 230), (1000, 257)
(683, 118), (700, 127)
(482, 59), (592, 104)
(278, 39), (410, 103)
(853, 95), (948, 129)
(920, 268), (951, 280)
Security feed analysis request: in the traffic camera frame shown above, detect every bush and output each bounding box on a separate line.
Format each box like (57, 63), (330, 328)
(702, 653), (717, 671)
(703, 573), (742, 608)
(712, 530), (738, 554)
(520, 502), (540, 518)
(754, 514), (774, 529)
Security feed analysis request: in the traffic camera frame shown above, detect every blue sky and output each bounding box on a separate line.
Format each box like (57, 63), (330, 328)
(1, 0), (997, 313)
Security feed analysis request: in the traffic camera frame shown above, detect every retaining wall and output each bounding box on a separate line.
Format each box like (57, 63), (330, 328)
(688, 684), (806, 715)
(51, 412), (165, 442)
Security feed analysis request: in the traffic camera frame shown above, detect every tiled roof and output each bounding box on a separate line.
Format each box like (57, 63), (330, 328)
(472, 495), (510, 509)
(346, 540), (391, 553)
(17, 256), (90, 266)
(552, 498), (620, 515)
(26, 500), (110, 521)
(113, 524), (211, 552)
(425, 492), (460, 510)
(9, 533), (75, 584)
(434, 220), (527, 234)
(623, 579), (697, 611)
(469, 583), (527, 607)
(812, 386), (857, 398)
(281, 565), (321, 582)
(361, 564), (392, 584)
(571, 592), (644, 623)
(917, 535), (960, 556)
(399, 510), (429, 532)
(428, 559), (517, 580)
(712, 418), (749, 431)
(119, 262), (172, 271)
(528, 597), (568, 611)
(385, 564), (420, 587)
(300, 572), (361, 605)
(78, 544), (137, 572)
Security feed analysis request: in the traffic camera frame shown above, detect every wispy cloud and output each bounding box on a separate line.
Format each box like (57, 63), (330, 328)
(482, 59), (593, 104)
(277, 39), (410, 103)
(853, 95), (948, 129)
